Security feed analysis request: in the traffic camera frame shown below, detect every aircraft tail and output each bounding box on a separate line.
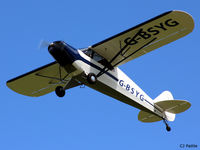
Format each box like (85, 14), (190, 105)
(154, 91), (175, 121)
(154, 91), (174, 103)
(138, 91), (191, 122)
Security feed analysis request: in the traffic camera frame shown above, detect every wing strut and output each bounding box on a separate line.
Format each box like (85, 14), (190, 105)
(113, 37), (157, 67)
(35, 65), (70, 84)
(96, 29), (157, 77)
(96, 29), (142, 77)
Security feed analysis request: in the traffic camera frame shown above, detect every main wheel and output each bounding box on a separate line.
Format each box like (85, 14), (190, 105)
(87, 73), (97, 84)
(55, 86), (65, 97)
(166, 126), (171, 132)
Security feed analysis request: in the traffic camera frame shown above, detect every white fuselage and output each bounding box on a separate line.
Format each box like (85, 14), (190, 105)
(72, 50), (163, 118)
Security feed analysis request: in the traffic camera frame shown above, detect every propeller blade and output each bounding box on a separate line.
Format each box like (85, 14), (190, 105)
(38, 40), (51, 49)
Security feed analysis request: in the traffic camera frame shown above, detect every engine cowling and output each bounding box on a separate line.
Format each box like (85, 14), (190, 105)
(48, 41), (75, 66)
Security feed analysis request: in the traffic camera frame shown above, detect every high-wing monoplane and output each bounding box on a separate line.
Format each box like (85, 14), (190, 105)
(7, 10), (194, 131)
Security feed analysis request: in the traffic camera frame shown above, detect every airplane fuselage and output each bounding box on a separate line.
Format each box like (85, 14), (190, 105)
(71, 49), (163, 118)
(48, 41), (164, 119)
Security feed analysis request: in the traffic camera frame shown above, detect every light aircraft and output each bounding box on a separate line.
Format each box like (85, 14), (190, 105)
(7, 10), (194, 131)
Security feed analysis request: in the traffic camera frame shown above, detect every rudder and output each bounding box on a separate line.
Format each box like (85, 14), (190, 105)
(154, 91), (174, 102)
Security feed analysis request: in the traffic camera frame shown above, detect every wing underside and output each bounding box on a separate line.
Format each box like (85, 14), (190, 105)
(90, 10), (194, 67)
(6, 62), (80, 97)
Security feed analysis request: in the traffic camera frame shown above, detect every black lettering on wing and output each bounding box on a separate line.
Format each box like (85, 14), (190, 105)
(147, 27), (159, 35)
(165, 19), (179, 27)
(124, 37), (138, 45)
(154, 22), (167, 31)
(137, 29), (151, 39)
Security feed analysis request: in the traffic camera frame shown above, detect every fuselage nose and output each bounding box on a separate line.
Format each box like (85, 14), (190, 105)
(48, 41), (77, 66)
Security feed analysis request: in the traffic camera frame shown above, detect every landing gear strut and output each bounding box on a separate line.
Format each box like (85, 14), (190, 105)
(163, 119), (171, 132)
(87, 73), (97, 84)
(55, 86), (65, 97)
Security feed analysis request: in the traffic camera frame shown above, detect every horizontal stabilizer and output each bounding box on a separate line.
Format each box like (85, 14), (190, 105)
(138, 110), (162, 122)
(155, 100), (191, 114)
(138, 100), (191, 122)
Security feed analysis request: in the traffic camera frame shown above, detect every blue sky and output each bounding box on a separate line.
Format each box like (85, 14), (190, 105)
(1, 0), (200, 149)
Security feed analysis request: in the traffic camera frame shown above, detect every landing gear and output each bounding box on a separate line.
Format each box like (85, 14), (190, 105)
(87, 73), (97, 84)
(166, 125), (171, 132)
(163, 119), (171, 132)
(55, 86), (65, 97)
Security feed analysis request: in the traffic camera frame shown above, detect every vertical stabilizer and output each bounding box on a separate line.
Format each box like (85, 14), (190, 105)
(154, 91), (176, 122)
(154, 91), (174, 102)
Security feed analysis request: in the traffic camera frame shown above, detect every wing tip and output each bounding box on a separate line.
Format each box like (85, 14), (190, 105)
(172, 10), (195, 31)
(6, 61), (57, 84)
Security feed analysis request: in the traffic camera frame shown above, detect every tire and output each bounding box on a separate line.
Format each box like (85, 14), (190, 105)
(166, 126), (171, 132)
(55, 86), (65, 97)
(87, 73), (97, 84)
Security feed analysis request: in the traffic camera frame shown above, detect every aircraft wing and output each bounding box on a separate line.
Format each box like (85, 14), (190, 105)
(6, 62), (81, 97)
(90, 10), (194, 67)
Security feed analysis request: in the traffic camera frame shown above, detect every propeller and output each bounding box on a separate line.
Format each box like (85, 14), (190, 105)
(38, 39), (51, 49)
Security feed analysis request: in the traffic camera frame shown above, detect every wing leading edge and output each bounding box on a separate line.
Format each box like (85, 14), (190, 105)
(90, 10), (194, 67)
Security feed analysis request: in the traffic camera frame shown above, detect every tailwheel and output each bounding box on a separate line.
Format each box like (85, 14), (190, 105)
(87, 73), (97, 84)
(163, 119), (171, 132)
(55, 86), (65, 97)
(166, 125), (171, 132)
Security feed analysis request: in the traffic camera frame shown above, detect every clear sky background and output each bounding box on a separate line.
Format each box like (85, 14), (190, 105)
(1, 0), (199, 150)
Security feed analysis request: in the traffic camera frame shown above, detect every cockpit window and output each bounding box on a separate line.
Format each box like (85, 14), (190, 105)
(82, 49), (104, 62)
(83, 49), (93, 57)
(81, 48), (113, 70)
(93, 52), (104, 62)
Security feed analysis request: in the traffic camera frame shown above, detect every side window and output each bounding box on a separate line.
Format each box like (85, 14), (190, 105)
(82, 49), (108, 66)
(83, 49), (93, 57)
(81, 48), (113, 70)
(93, 52), (103, 62)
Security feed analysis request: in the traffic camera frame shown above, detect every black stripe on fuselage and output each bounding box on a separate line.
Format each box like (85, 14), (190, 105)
(78, 55), (160, 112)
(77, 56), (119, 82)
(76, 74), (153, 113)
